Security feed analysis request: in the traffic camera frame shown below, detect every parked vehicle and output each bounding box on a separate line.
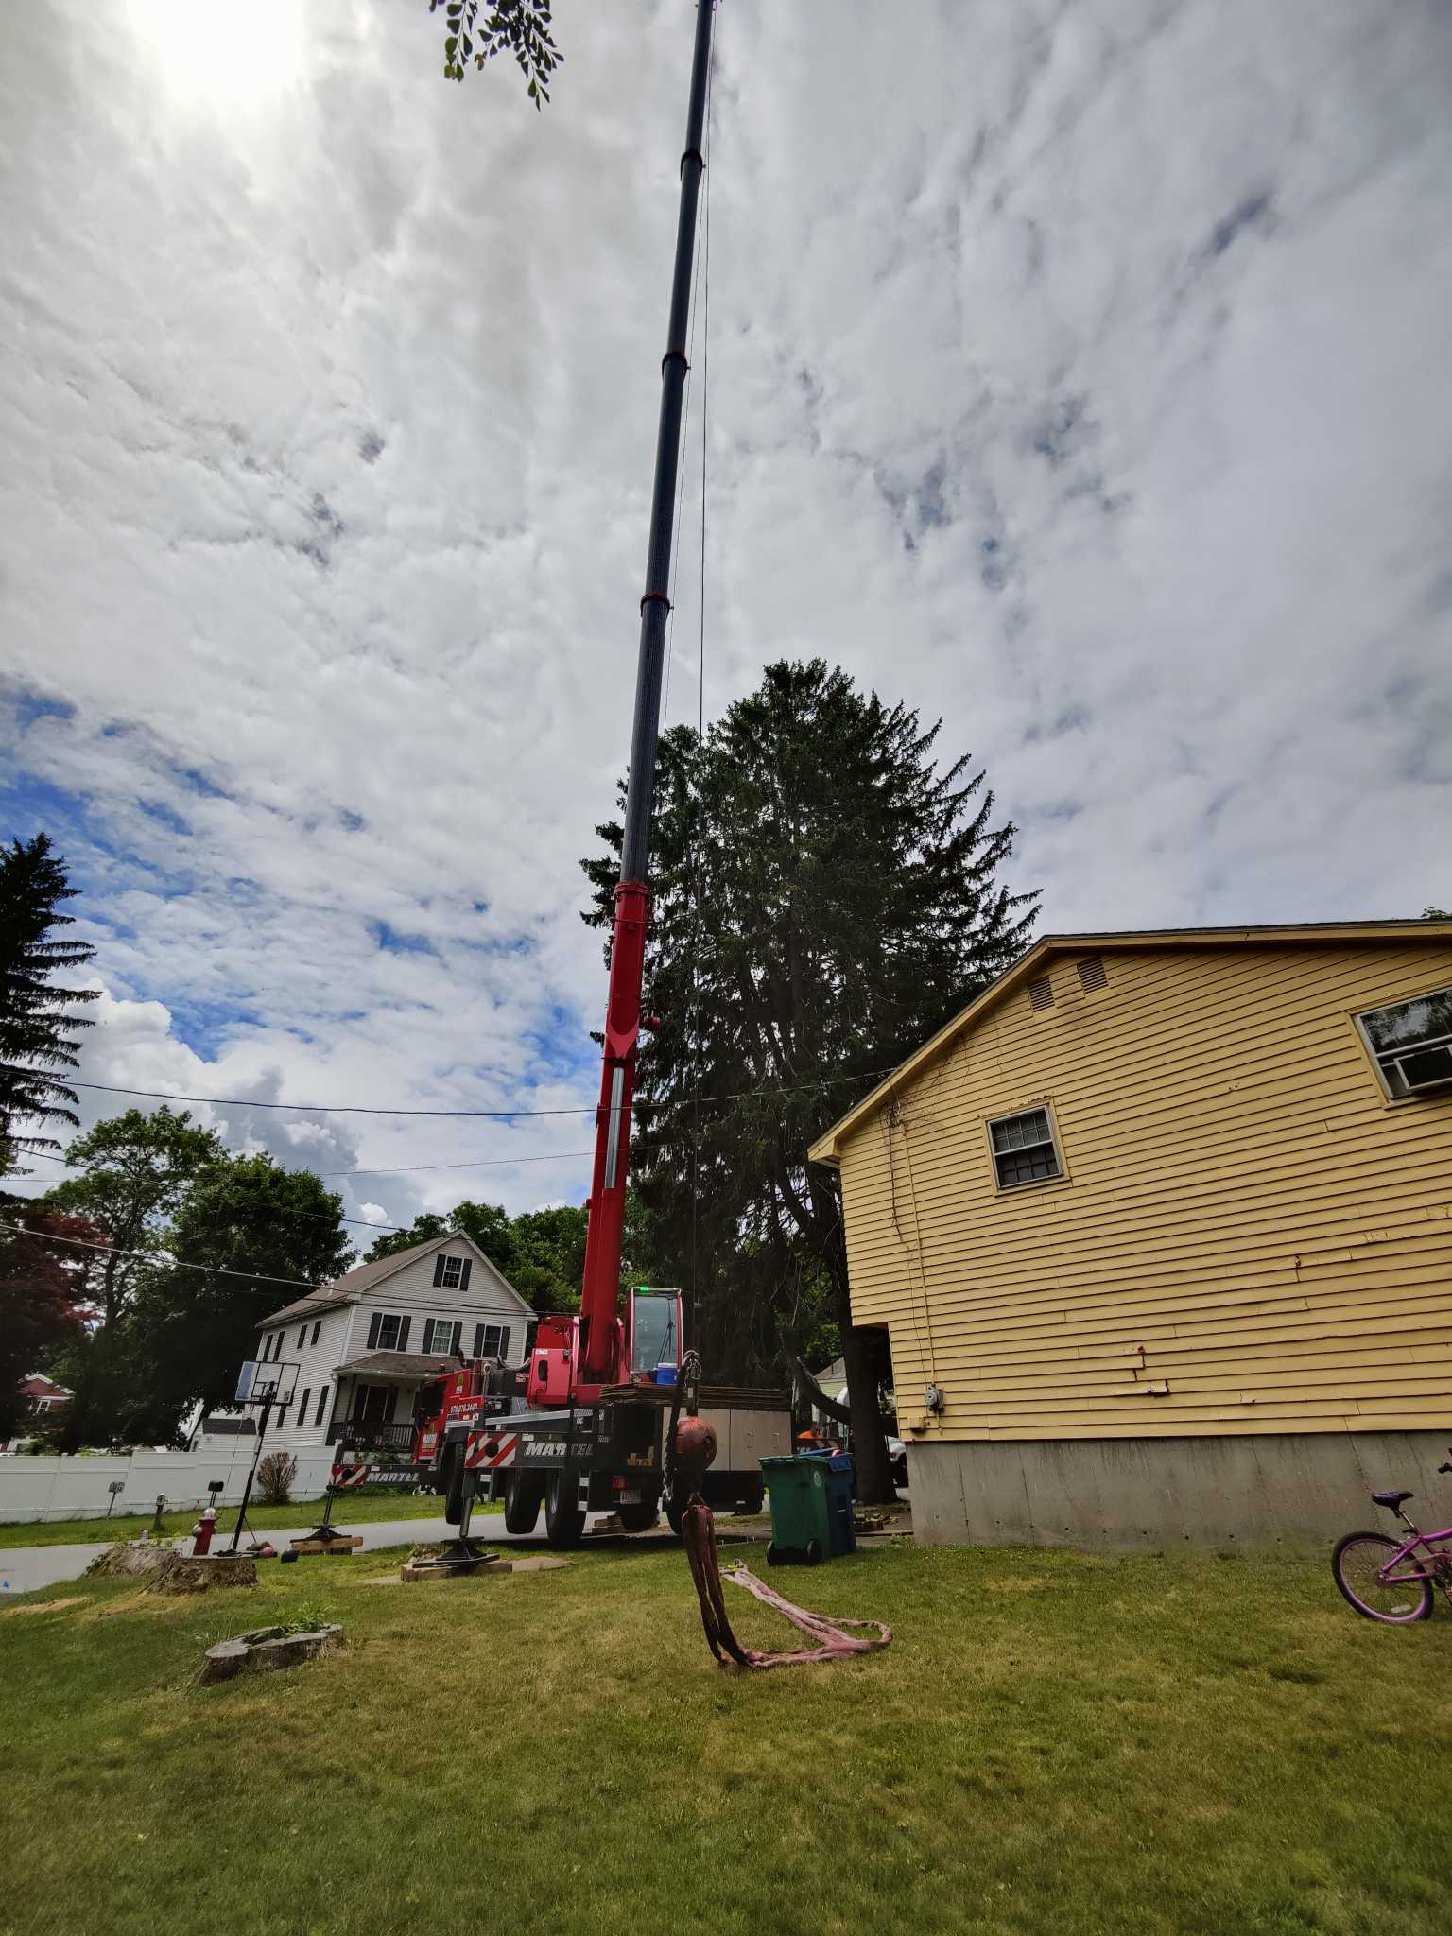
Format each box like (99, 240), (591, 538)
(413, 1288), (790, 1546)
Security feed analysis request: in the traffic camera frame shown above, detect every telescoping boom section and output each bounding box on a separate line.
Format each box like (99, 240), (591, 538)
(419, 5), (793, 1551)
(575, 0), (715, 1394)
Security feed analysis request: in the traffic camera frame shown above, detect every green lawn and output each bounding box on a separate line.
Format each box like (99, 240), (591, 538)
(1, 1538), (1449, 1936)
(0, 1489), (469, 1548)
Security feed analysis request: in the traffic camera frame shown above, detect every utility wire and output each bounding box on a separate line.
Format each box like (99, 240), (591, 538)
(17, 1153), (413, 1237)
(62, 1065), (899, 1119)
(0, 1219), (327, 1298)
(24, 1145), (603, 1181)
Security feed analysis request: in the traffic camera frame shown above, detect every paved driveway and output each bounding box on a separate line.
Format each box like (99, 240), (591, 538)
(0, 1508), (700, 1598)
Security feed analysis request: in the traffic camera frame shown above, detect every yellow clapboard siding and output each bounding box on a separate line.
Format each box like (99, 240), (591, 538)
(844, 1223), (1452, 1330)
(833, 939), (1452, 1441)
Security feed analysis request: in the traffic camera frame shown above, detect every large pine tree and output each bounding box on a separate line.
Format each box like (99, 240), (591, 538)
(0, 835), (98, 1172)
(583, 660), (1036, 1501)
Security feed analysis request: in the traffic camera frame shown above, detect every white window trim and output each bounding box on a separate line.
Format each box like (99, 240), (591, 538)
(984, 1104), (1068, 1195)
(1354, 983), (1452, 1103)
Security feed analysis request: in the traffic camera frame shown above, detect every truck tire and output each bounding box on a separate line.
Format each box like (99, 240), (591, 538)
(664, 1490), (686, 1538)
(544, 1476), (585, 1550)
(614, 1500), (659, 1534)
(737, 1480), (765, 1516)
(504, 1472), (545, 1536)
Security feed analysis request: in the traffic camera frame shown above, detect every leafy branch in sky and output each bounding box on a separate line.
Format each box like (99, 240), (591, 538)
(429, 0), (560, 104)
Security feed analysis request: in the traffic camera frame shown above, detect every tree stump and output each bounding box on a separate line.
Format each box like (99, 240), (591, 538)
(200, 1624), (344, 1684)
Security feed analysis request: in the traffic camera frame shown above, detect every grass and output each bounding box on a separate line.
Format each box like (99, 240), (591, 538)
(1, 1538), (1450, 1936)
(0, 1490), (473, 1548)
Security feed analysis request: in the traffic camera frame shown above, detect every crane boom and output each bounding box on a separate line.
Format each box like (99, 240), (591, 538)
(577, 0), (716, 1388)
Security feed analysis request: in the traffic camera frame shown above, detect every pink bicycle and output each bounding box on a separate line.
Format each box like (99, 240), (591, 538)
(1332, 1453), (1452, 1623)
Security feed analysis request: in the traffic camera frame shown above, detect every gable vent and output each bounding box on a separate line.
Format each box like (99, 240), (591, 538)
(1076, 955), (1108, 993)
(1027, 975), (1054, 1011)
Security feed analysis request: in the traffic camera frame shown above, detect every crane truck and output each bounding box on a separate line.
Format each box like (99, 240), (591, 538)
(421, 1), (793, 1551)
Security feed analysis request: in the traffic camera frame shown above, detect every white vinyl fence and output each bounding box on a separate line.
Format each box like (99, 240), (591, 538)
(0, 1447), (337, 1525)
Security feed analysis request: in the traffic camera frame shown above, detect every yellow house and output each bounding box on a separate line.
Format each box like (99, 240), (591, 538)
(808, 921), (1452, 1549)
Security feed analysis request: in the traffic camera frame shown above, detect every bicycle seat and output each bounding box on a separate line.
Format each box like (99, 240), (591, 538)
(1373, 1490), (1412, 1510)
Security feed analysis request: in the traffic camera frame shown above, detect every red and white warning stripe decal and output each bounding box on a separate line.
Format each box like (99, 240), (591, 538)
(464, 1431), (520, 1471)
(330, 1462), (371, 1488)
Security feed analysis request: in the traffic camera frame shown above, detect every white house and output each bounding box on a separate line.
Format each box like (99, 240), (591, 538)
(240, 1232), (535, 1459)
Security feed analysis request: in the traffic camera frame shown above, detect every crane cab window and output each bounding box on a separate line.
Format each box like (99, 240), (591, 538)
(629, 1291), (679, 1374)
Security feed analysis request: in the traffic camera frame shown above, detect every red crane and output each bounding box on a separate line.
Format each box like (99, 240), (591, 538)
(574, 0), (715, 1394)
(414, 4), (793, 1550)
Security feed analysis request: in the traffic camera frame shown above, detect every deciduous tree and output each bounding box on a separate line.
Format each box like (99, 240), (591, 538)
(0, 1200), (94, 1441)
(117, 1155), (352, 1446)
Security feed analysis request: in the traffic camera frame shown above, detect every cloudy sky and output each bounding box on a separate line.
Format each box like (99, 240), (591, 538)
(2, 0), (1449, 1242)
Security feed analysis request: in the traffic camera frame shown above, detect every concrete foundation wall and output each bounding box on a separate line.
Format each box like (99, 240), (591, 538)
(909, 1431), (1452, 1553)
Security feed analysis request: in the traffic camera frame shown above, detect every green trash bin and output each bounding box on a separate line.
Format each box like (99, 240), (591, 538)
(760, 1455), (833, 1566)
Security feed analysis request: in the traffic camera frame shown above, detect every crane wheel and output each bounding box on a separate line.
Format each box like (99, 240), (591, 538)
(544, 1476), (585, 1549)
(504, 1473), (545, 1536)
(664, 1491), (686, 1538)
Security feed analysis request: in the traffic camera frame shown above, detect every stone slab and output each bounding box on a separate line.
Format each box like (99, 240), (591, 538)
(401, 1554), (569, 1581)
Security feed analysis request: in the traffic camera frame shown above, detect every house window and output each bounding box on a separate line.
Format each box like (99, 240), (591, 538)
(311, 1320), (321, 1347)
(988, 1107), (1063, 1190)
(315, 1386), (329, 1428)
(432, 1253), (472, 1291)
(366, 1312), (410, 1351)
(472, 1322), (510, 1360)
(1357, 985), (1452, 1100)
(425, 1319), (462, 1355)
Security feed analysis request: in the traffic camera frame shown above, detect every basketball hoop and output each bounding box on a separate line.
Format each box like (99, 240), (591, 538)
(228, 1359), (300, 1555)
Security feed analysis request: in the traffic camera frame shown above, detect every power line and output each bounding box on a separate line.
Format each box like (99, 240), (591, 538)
(24, 1145), (601, 1182)
(0, 1219), (323, 1298)
(17, 1153), (411, 1234)
(319, 1150), (596, 1178)
(64, 1078), (597, 1119)
(62, 1065), (900, 1119)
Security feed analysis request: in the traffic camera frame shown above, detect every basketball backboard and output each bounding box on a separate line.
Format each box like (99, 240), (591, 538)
(234, 1359), (299, 1407)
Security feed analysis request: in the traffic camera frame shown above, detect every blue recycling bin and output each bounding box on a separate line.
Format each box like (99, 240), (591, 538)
(800, 1449), (856, 1556)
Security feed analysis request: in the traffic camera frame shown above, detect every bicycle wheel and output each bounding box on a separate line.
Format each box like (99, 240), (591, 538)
(1332, 1531), (1433, 1623)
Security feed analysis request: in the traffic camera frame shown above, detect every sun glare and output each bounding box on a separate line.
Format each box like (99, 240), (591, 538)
(124, 0), (304, 112)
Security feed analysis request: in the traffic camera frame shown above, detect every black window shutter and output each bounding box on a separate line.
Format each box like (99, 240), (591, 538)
(316, 1386), (329, 1427)
(460, 1258), (472, 1291)
(398, 1317), (411, 1352)
(499, 1326), (510, 1362)
(473, 1323), (485, 1357)
(367, 1311), (381, 1349)
(312, 1321), (321, 1347)
(298, 1325), (306, 1348)
(432, 1254), (446, 1288)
